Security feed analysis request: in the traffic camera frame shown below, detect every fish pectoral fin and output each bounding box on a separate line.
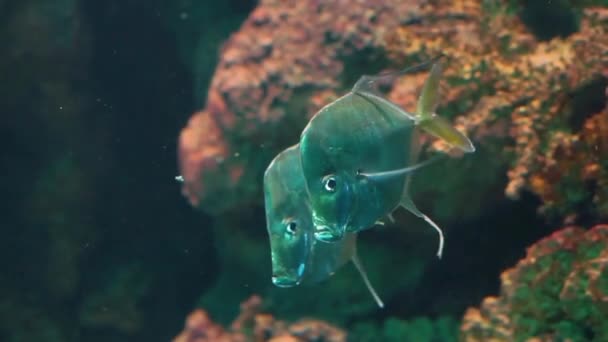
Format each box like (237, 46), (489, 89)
(419, 115), (476, 153)
(351, 254), (384, 308)
(399, 196), (445, 259)
(359, 155), (443, 182)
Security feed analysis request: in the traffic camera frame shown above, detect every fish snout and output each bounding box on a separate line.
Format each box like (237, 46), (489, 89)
(272, 274), (301, 288)
(314, 225), (344, 243)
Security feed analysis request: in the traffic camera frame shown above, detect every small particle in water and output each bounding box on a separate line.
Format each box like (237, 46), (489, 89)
(180, 12), (188, 20)
(234, 152), (240, 157)
(175, 175), (184, 182)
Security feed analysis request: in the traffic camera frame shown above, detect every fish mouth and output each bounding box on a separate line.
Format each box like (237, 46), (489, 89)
(314, 225), (344, 243)
(272, 275), (301, 288)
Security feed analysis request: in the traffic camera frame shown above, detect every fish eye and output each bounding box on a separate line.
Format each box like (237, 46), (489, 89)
(286, 221), (298, 235)
(323, 175), (337, 192)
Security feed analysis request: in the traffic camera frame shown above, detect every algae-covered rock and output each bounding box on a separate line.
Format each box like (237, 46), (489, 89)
(351, 315), (459, 342)
(179, 0), (608, 225)
(461, 224), (608, 341)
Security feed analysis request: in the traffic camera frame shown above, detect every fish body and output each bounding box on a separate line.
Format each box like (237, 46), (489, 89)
(299, 92), (416, 242)
(263, 145), (383, 307)
(299, 58), (474, 251)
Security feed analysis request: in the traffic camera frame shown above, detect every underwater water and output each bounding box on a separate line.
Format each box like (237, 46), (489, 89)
(1, 0), (607, 341)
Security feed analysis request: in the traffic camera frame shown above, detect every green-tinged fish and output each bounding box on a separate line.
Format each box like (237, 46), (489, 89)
(299, 57), (475, 257)
(264, 144), (384, 307)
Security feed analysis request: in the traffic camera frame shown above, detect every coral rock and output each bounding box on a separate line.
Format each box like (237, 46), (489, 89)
(461, 224), (608, 341)
(173, 295), (346, 342)
(180, 0), (608, 224)
(178, 0), (432, 214)
(385, 3), (608, 222)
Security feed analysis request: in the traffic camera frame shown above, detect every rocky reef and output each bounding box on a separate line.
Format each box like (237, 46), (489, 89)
(174, 295), (461, 342)
(179, 0), (608, 225)
(173, 295), (347, 342)
(385, 3), (608, 223)
(177, 0), (608, 340)
(179, 1), (608, 340)
(461, 224), (608, 341)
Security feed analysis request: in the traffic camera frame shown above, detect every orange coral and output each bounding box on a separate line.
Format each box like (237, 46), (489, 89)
(178, 0), (437, 214)
(179, 0), (607, 222)
(173, 295), (346, 342)
(384, 3), (608, 221)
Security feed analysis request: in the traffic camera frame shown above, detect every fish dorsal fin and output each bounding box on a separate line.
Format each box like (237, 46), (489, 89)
(399, 196), (445, 259)
(358, 154), (443, 183)
(350, 249), (384, 308)
(352, 54), (445, 95)
(416, 61), (442, 118)
(415, 61), (476, 153)
(351, 55), (446, 123)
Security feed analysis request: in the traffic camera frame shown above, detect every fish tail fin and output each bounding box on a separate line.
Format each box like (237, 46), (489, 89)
(351, 251), (384, 308)
(399, 196), (445, 259)
(415, 61), (476, 153)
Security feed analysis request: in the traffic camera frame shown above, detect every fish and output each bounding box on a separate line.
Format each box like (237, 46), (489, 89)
(299, 56), (475, 258)
(263, 144), (384, 308)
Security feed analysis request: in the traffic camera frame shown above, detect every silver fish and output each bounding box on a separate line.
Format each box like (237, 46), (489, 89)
(263, 144), (384, 307)
(299, 57), (475, 257)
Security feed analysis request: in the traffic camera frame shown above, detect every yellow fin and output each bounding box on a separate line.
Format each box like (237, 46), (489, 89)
(416, 60), (475, 153)
(416, 62), (442, 118)
(419, 115), (475, 153)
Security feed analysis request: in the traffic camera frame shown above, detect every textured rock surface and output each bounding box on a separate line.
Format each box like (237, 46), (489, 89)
(173, 295), (347, 342)
(179, 1), (608, 225)
(461, 224), (608, 341)
(178, 0), (432, 215)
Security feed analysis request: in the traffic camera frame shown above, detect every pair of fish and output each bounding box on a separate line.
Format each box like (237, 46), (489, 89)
(264, 56), (475, 307)
(264, 145), (384, 307)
